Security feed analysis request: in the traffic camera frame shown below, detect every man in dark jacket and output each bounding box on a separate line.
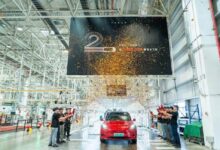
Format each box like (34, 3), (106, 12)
(57, 108), (65, 143)
(170, 105), (181, 148)
(49, 107), (60, 147)
(64, 112), (71, 141)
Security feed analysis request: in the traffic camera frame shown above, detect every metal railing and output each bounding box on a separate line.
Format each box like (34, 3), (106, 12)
(0, 117), (45, 132)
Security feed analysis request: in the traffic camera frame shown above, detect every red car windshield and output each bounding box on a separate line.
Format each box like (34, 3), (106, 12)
(106, 112), (131, 121)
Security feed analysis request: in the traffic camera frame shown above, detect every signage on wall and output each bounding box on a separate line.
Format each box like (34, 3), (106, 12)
(106, 85), (127, 96)
(68, 17), (172, 75)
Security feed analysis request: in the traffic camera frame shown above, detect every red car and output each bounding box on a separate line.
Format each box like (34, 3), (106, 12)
(100, 111), (137, 144)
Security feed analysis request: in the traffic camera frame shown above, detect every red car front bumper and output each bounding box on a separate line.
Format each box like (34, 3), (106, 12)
(100, 128), (137, 140)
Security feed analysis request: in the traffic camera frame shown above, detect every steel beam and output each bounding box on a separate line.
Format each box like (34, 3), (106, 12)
(120, 0), (126, 15)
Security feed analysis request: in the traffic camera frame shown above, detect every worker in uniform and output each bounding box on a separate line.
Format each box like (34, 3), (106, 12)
(170, 105), (181, 148)
(64, 112), (71, 141)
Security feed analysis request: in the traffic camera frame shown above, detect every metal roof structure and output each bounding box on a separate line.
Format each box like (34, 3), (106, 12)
(0, 0), (179, 107)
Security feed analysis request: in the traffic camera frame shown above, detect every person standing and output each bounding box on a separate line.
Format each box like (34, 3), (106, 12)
(49, 107), (60, 147)
(149, 111), (154, 128)
(157, 108), (166, 140)
(57, 108), (65, 143)
(64, 112), (71, 141)
(42, 111), (46, 126)
(166, 107), (174, 143)
(56, 109), (61, 144)
(170, 105), (181, 148)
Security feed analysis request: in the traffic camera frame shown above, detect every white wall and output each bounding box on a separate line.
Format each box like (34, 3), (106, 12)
(162, 0), (199, 106)
(161, 0), (220, 149)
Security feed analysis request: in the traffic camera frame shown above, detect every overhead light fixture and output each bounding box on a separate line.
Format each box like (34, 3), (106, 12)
(0, 24), (6, 28)
(41, 30), (49, 36)
(16, 27), (23, 31)
(50, 31), (55, 35)
(41, 30), (54, 36)
(63, 49), (69, 53)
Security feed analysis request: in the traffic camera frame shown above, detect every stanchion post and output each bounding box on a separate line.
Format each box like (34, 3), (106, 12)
(16, 120), (19, 132)
(24, 120), (26, 131)
(30, 118), (33, 128)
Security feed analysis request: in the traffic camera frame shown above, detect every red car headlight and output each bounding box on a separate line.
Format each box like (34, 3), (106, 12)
(130, 124), (136, 130)
(101, 124), (108, 129)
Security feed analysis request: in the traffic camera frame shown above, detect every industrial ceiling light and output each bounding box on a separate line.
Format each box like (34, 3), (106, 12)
(0, 24), (6, 28)
(50, 31), (55, 35)
(41, 30), (49, 36)
(16, 27), (23, 31)
(63, 49), (69, 53)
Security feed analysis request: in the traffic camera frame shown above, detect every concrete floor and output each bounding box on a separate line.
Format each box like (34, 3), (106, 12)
(0, 124), (208, 150)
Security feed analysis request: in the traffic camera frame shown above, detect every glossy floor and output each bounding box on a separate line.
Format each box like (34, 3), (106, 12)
(0, 125), (208, 150)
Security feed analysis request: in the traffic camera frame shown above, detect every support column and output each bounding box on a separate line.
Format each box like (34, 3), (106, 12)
(17, 54), (27, 106)
(183, 0), (220, 149)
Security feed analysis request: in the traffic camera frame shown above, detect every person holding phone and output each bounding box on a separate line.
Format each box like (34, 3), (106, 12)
(48, 107), (60, 147)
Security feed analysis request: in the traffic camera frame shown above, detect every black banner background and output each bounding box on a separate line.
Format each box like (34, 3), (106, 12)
(67, 17), (172, 75)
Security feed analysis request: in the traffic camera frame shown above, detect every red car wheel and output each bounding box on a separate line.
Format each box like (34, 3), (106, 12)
(131, 139), (137, 144)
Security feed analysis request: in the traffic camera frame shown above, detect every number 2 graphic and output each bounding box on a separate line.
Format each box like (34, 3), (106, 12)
(85, 32), (103, 47)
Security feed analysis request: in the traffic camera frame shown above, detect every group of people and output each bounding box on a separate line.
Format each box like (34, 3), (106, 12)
(49, 107), (74, 147)
(150, 105), (181, 148)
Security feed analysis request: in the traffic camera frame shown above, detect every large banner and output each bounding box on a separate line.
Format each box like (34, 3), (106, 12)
(67, 17), (172, 75)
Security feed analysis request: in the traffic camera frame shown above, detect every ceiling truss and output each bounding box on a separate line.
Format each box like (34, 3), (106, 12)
(0, 0), (177, 107)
